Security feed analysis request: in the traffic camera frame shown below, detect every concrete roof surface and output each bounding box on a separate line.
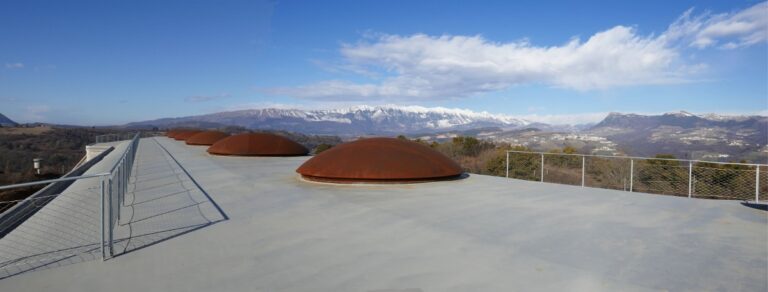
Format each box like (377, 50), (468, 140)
(0, 137), (765, 291)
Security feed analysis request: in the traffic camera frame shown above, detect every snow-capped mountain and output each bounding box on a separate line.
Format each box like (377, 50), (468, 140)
(126, 105), (532, 135)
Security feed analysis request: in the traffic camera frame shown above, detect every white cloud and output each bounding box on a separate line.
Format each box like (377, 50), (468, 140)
(267, 2), (766, 101)
(270, 27), (689, 99)
(4, 63), (24, 69)
(667, 2), (767, 49)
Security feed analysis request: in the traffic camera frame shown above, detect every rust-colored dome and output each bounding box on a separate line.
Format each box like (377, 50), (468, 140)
(168, 129), (193, 139)
(296, 137), (464, 183)
(186, 131), (229, 146)
(207, 133), (309, 156)
(174, 130), (202, 141)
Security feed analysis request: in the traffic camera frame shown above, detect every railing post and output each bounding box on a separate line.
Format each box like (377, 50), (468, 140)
(581, 155), (585, 187)
(100, 176), (105, 261)
(117, 165), (121, 221)
(505, 152), (509, 178)
(756, 165), (760, 202)
(122, 160), (126, 207)
(107, 178), (114, 257)
(540, 153), (544, 182)
(688, 161), (693, 198)
(629, 159), (634, 192)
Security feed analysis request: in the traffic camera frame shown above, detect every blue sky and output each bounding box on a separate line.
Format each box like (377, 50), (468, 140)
(1, 0), (766, 125)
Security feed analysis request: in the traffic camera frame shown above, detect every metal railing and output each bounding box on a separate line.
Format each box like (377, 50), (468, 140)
(0, 132), (140, 269)
(101, 132), (140, 259)
(505, 150), (767, 202)
(93, 133), (137, 144)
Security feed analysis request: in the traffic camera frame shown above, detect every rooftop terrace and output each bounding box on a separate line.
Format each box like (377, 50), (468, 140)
(0, 137), (766, 291)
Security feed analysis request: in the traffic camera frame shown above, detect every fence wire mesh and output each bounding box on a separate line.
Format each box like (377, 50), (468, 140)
(0, 132), (140, 279)
(584, 156), (632, 191)
(507, 152), (541, 182)
(507, 151), (766, 201)
(691, 163), (758, 200)
(760, 168), (768, 200)
(632, 159), (689, 196)
(543, 155), (581, 186)
(0, 180), (103, 279)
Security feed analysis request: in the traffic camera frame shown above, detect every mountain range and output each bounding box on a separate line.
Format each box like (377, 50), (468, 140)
(126, 105), (535, 135)
(126, 106), (767, 162)
(127, 106), (764, 137)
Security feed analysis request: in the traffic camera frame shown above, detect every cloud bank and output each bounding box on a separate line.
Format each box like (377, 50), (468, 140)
(268, 2), (766, 101)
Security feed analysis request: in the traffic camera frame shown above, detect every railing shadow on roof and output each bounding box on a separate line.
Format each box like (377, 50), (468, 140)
(106, 137), (227, 259)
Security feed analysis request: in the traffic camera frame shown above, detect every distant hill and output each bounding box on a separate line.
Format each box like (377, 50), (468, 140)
(0, 113), (17, 127)
(587, 111), (768, 161)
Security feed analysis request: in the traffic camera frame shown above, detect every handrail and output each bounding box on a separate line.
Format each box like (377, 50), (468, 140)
(505, 149), (765, 202)
(109, 133), (140, 173)
(73, 155), (88, 169)
(505, 150), (767, 167)
(0, 173), (110, 190)
(0, 133), (141, 191)
(101, 132), (141, 259)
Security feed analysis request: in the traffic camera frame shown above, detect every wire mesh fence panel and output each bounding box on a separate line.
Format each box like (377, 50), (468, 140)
(0, 187), (42, 215)
(508, 152), (542, 182)
(507, 150), (766, 201)
(542, 154), (582, 186)
(692, 163), (757, 200)
(760, 168), (767, 202)
(0, 132), (141, 278)
(632, 159), (689, 197)
(110, 176), (119, 230)
(0, 194), (59, 237)
(584, 156), (631, 191)
(0, 186), (102, 279)
(94, 133), (136, 144)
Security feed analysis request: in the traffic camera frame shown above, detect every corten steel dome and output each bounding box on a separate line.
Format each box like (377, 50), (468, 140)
(296, 137), (464, 183)
(173, 130), (202, 141)
(207, 133), (309, 156)
(168, 129), (192, 139)
(186, 131), (230, 146)
(166, 130), (178, 138)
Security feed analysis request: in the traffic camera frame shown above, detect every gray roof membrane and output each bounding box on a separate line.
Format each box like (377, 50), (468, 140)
(0, 137), (765, 291)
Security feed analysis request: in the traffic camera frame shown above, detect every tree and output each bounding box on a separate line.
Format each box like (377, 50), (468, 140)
(485, 149), (508, 176)
(510, 145), (529, 151)
(563, 145), (578, 154)
(451, 136), (493, 157)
